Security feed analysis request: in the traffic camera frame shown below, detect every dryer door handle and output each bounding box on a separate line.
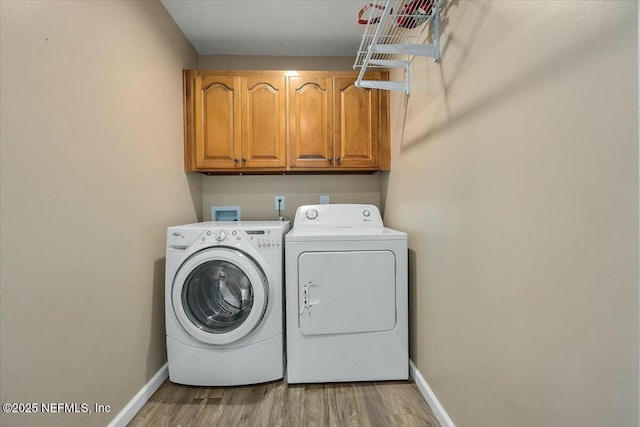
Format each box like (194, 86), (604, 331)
(300, 282), (320, 316)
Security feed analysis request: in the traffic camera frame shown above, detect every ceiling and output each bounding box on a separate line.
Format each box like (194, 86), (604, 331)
(160, 0), (367, 57)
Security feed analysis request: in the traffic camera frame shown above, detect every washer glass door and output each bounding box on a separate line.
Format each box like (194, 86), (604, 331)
(183, 260), (253, 333)
(172, 247), (268, 345)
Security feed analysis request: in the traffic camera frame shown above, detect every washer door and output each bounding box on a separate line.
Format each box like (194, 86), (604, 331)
(172, 247), (268, 345)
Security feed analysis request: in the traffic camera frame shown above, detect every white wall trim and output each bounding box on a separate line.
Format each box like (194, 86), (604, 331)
(409, 359), (456, 427)
(637, 4), (639, 427)
(108, 362), (169, 427)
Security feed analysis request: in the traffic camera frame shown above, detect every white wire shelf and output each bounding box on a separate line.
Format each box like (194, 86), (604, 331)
(353, 0), (441, 94)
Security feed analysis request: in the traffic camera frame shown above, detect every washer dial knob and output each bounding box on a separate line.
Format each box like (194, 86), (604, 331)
(306, 209), (318, 220)
(215, 231), (227, 241)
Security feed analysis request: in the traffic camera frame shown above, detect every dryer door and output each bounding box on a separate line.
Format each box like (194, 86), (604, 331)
(298, 250), (396, 335)
(172, 247), (268, 345)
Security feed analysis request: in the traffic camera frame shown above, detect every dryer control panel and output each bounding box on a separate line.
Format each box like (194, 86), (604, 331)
(292, 204), (384, 229)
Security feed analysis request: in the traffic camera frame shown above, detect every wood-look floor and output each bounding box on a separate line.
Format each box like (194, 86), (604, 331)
(129, 379), (440, 427)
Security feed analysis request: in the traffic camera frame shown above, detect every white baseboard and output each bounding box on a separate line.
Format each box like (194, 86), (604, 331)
(108, 362), (169, 427)
(409, 359), (456, 427)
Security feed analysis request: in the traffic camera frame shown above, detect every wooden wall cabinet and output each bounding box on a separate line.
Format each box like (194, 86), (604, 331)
(288, 75), (334, 168)
(333, 74), (383, 169)
(185, 72), (286, 171)
(241, 75), (287, 169)
(184, 70), (389, 173)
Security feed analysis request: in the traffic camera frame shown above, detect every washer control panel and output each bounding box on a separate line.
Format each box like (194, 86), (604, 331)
(167, 228), (202, 250)
(244, 229), (282, 251)
(167, 223), (289, 252)
(189, 228), (282, 252)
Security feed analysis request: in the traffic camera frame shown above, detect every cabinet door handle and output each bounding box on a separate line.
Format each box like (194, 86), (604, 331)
(327, 157), (333, 163)
(336, 157), (341, 163)
(234, 158), (239, 163)
(241, 158), (247, 163)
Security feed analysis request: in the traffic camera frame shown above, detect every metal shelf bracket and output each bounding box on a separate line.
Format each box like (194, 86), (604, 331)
(354, 0), (441, 95)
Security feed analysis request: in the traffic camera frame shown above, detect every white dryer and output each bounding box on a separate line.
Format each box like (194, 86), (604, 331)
(165, 221), (289, 386)
(285, 205), (408, 383)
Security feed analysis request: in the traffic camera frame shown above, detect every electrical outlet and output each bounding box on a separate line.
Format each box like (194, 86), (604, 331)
(274, 195), (285, 210)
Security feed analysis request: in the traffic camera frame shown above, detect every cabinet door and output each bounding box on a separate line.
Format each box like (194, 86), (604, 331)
(241, 76), (287, 168)
(333, 76), (380, 168)
(194, 75), (242, 170)
(288, 76), (334, 168)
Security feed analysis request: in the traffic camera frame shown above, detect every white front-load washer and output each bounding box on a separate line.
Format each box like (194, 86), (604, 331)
(165, 221), (290, 386)
(285, 204), (408, 383)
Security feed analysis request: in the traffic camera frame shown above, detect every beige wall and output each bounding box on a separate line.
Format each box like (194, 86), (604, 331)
(202, 174), (381, 221)
(0, 1), (199, 426)
(199, 54), (355, 71)
(198, 54), (382, 221)
(2, 2), (636, 426)
(382, 1), (638, 426)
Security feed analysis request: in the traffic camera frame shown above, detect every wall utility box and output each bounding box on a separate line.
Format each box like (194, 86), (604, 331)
(211, 206), (241, 221)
